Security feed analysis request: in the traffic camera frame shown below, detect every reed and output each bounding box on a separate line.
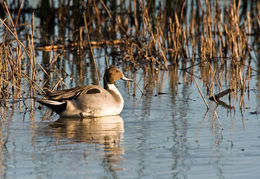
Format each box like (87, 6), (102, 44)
(0, 0), (258, 114)
(0, 3), (44, 110)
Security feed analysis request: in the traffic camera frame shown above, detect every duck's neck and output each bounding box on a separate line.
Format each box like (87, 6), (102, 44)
(106, 83), (124, 103)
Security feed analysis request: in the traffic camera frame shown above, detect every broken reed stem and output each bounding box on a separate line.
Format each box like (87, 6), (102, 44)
(83, 12), (100, 85)
(209, 88), (234, 101)
(193, 76), (209, 109)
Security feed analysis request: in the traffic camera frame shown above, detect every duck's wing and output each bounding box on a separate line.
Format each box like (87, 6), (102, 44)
(45, 85), (102, 100)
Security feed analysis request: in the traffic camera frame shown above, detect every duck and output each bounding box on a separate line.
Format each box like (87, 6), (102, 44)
(37, 66), (132, 118)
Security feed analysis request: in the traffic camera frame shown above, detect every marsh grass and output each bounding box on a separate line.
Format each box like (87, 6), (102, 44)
(0, 2), (45, 112)
(0, 0), (259, 115)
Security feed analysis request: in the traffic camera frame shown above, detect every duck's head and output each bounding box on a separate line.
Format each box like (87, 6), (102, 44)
(104, 66), (132, 85)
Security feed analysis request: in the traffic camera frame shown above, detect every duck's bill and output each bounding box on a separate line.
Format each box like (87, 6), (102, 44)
(121, 75), (133, 81)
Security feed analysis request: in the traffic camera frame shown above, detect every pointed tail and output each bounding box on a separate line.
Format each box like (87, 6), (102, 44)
(37, 99), (67, 114)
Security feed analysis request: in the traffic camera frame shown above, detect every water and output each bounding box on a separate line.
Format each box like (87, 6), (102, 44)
(1, 0), (259, 178)
(1, 67), (260, 179)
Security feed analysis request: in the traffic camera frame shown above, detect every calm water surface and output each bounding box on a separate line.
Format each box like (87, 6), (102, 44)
(0, 0), (259, 178)
(1, 66), (260, 179)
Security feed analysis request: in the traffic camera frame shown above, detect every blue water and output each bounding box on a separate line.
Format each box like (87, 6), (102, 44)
(1, 0), (259, 177)
(1, 65), (260, 178)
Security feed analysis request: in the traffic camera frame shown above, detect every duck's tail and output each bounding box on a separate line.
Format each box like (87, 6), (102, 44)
(37, 99), (67, 114)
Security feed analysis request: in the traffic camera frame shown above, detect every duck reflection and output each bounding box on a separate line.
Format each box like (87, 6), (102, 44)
(50, 116), (124, 144)
(48, 115), (124, 171)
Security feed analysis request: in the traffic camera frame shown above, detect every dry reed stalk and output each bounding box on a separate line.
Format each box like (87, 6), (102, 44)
(21, 71), (45, 95)
(99, 0), (126, 34)
(51, 70), (69, 90)
(30, 13), (37, 98)
(93, 1), (101, 30)
(105, 55), (109, 67)
(247, 65), (251, 97)
(3, 2), (16, 34)
(49, 51), (63, 68)
(14, 0), (24, 28)
(0, 19), (29, 56)
(257, 15), (260, 27)
(0, 47), (2, 96)
(52, 77), (64, 92)
(83, 12), (100, 85)
(239, 69), (246, 110)
(79, 27), (83, 49)
(133, 0), (138, 33)
(193, 76), (209, 109)
(1, 3), (43, 104)
(1, 4), (30, 57)
(0, 0), (257, 114)
(156, 26), (168, 70)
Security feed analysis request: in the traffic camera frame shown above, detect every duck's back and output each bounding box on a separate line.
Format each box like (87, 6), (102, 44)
(60, 85), (124, 117)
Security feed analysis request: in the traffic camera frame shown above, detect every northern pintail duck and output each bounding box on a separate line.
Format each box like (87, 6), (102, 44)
(37, 66), (132, 117)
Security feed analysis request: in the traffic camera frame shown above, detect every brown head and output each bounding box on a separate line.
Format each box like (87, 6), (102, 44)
(103, 66), (132, 88)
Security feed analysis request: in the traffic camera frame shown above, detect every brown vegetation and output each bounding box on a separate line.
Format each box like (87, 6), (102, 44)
(0, 0), (259, 112)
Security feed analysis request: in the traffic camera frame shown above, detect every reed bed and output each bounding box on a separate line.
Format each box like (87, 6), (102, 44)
(0, 0), (259, 113)
(0, 2), (44, 112)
